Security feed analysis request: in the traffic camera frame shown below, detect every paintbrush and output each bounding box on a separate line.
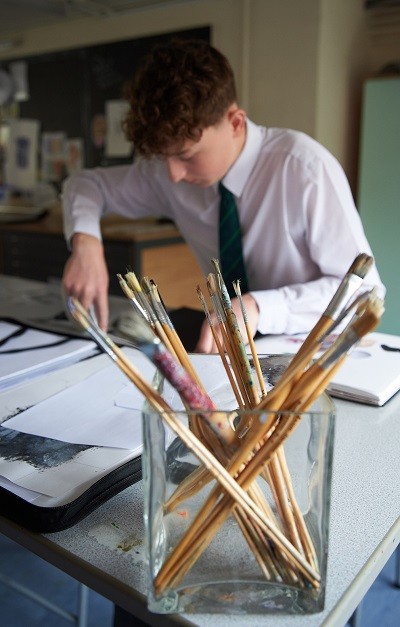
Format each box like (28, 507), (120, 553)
(241, 293), (386, 477)
(233, 279), (267, 399)
(197, 284), (244, 408)
(317, 286), (377, 343)
(109, 302), (238, 447)
(283, 253), (374, 376)
(118, 272), (179, 356)
(67, 296), (320, 588)
(212, 260), (260, 408)
(162, 293), (385, 591)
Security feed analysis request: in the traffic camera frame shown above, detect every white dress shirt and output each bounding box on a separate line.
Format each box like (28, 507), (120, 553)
(63, 119), (384, 335)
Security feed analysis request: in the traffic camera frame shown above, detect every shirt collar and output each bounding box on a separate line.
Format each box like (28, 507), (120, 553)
(221, 119), (264, 198)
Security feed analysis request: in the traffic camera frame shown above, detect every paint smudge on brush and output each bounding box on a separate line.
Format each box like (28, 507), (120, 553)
(0, 427), (91, 469)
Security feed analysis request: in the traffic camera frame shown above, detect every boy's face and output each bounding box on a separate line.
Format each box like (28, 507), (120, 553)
(163, 107), (246, 188)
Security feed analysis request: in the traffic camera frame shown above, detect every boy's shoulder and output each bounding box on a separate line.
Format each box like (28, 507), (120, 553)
(261, 126), (338, 169)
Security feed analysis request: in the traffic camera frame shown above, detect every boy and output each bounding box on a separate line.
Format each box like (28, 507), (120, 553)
(62, 38), (383, 352)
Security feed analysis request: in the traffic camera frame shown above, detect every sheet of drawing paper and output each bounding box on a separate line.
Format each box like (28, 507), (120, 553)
(2, 347), (155, 449)
(0, 427), (135, 497)
(0, 321), (97, 391)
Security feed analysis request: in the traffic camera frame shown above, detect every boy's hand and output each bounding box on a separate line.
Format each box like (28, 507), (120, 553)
(194, 293), (259, 354)
(62, 233), (109, 331)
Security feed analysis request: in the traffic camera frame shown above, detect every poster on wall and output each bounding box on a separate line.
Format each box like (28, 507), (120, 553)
(105, 100), (132, 158)
(41, 132), (67, 181)
(12, 26), (210, 168)
(5, 119), (40, 191)
(66, 138), (84, 175)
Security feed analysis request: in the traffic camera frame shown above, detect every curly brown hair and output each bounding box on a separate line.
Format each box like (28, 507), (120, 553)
(123, 39), (237, 157)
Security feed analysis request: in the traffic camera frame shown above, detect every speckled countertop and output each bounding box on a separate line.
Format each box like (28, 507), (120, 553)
(1, 276), (399, 626)
(43, 394), (400, 627)
(1, 355), (398, 627)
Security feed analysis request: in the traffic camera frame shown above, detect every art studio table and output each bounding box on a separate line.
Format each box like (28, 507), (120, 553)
(0, 277), (399, 626)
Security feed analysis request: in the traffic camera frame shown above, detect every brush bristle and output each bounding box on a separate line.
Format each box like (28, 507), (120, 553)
(233, 280), (243, 299)
(117, 274), (134, 300)
(116, 306), (156, 345)
(125, 271), (142, 292)
(207, 273), (219, 295)
(140, 276), (152, 294)
(348, 253), (374, 279)
(353, 296), (385, 338)
(211, 258), (222, 276)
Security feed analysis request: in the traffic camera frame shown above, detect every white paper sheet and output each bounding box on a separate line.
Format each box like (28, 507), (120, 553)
(0, 351), (238, 500)
(0, 427), (136, 498)
(254, 331), (400, 406)
(0, 321), (97, 392)
(2, 347), (156, 449)
(0, 475), (42, 503)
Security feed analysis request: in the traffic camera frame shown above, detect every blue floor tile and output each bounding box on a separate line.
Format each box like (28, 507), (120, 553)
(347, 550), (400, 627)
(0, 535), (113, 626)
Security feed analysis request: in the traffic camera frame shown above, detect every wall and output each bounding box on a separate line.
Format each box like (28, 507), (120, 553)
(358, 77), (400, 334)
(0, 0), (388, 192)
(9, 26), (210, 169)
(246, 0), (320, 136)
(316, 0), (370, 192)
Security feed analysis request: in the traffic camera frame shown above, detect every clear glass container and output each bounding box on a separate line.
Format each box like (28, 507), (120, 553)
(142, 357), (335, 616)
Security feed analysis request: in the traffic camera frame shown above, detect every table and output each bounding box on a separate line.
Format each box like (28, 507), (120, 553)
(0, 277), (399, 627)
(0, 202), (204, 308)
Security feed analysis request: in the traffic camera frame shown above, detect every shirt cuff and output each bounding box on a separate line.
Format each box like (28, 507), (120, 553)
(250, 289), (289, 335)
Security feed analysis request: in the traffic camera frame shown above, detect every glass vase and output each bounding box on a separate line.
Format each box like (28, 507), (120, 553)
(141, 361), (335, 616)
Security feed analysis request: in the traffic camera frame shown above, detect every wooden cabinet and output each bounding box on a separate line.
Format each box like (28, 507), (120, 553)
(0, 205), (204, 308)
(1, 230), (69, 282)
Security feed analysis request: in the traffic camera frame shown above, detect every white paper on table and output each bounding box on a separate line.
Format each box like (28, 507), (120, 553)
(0, 475), (41, 503)
(0, 350), (242, 500)
(254, 331), (400, 406)
(0, 427), (136, 498)
(0, 321), (98, 392)
(2, 347), (156, 449)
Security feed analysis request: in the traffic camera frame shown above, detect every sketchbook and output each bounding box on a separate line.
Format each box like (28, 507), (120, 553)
(0, 444), (142, 533)
(254, 331), (400, 407)
(0, 345), (154, 532)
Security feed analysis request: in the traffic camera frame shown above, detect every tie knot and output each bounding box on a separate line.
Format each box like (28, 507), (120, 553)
(219, 181), (232, 198)
(218, 183), (237, 214)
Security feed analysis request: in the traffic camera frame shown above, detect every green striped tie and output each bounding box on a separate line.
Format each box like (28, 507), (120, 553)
(218, 182), (249, 297)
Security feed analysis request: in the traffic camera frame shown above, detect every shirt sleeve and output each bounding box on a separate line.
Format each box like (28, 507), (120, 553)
(251, 276), (341, 335)
(253, 269), (385, 337)
(251, 148), (386, 336)
(62, 161), (167, 245)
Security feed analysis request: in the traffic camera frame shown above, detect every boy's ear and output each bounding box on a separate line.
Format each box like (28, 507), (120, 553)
(228, 106), (246, 136)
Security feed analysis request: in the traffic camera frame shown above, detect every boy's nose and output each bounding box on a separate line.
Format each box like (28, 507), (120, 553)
(166, 157), (186, 183)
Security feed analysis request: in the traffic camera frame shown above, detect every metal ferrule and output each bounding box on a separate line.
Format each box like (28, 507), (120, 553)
(86, 325), (119, 362)
(324, 274), (363, 320)
(319, 289), (374, 341)
(319, 326), (360, 370)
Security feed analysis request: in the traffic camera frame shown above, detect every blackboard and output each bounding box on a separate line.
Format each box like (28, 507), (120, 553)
(7, 26), (210, 169)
